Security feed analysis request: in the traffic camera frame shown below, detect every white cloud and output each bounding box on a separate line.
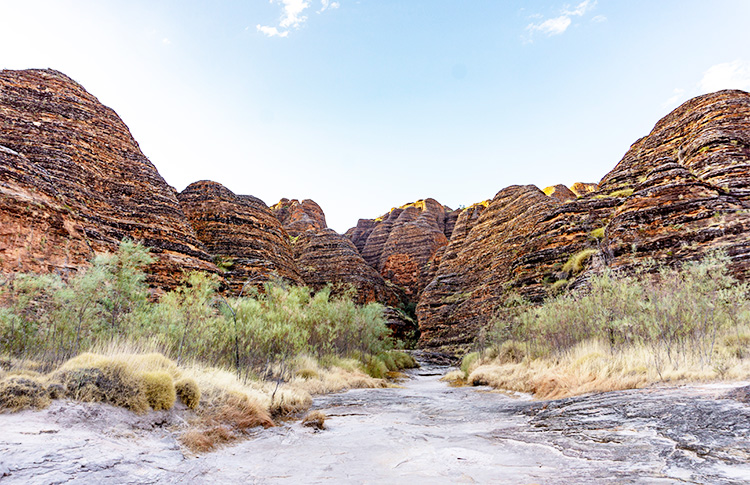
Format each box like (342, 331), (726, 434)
(664, 60), (750, 108)
(319, 0), (340, 13)
(257, 24), (289, 38)
(278, 0), (309, 29)
(699, 60), (750, 93)
(564, 0), (596, 17)
(528, 16), (572, 37)
(591, 15), (607, 23)
(525, 1), (598, 41)
(258, 0), (338, 38)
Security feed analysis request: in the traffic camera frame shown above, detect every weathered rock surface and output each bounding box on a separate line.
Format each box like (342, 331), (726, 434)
(0, 145), (91, 275)
(570, 181), (598, 196)
(347, 199), (455, 299)
(418, 90), (750, 351)
(3, 370), (748, 484)
(290, 228), (416, 338)
(178, 181), (303, 291)
(543, 184), (577, 202)
(0, 69), (216, 287)
(271, 198), (327, 237)
(598, 90), (750, 276)
(292, 229), (396, 304)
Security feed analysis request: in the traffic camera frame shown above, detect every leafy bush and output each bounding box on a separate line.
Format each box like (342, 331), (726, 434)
(1, 240), (400, 385)
(487, 252), (750, 373)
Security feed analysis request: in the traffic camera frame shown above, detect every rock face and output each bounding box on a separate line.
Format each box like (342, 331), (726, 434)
(570, 182), (598, 197)
(291, 228), (397, 305)
(0, 69), (216, 287)
(543, 184), (577, 202)
(178, 181), (302, 291)
(270, 198), (327, 237)
(346, 199), (456, 299)
(418, 90), (750, 351)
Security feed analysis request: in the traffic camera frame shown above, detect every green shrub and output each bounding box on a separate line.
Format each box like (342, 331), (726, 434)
(496, 340), (526, 364)
(460, 352), (480, 376)
(589, 227), (605, 240)
(361, 357), (389, 378)
(488, 252), (750, 370)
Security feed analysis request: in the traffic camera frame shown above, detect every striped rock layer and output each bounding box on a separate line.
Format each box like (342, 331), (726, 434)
(0, 69), (216, 287)
(416, 90), (750, 352)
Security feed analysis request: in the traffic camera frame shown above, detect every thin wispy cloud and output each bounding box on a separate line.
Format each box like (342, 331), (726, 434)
(525, 0), (597, 42)
(257, 25), (289, 38)
(699, 60), (750, 92)
(319, 0), (339, 13)
(665, 60), (750, 108)
(257, 0), (337, 38)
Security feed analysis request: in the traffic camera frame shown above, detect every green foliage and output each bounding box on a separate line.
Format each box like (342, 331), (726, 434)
(1, 241), (396, 384)
(213, 255), (235, 273)
(460, 352), (480, 376)
(609, 188), (634, 198)
(487, 252), (750, 370)
(442, 291), (473, 304)
(0, 240), (153, 365)
(151, 272), (222, 364)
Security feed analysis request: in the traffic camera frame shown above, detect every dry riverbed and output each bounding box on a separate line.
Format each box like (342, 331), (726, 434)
(2, 362), (750, 484)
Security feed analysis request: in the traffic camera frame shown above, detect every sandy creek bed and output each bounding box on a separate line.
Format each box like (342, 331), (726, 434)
(2, 362), (750, 484)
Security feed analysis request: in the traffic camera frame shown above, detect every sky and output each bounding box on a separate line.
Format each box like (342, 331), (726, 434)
(2, 1), (750, 232)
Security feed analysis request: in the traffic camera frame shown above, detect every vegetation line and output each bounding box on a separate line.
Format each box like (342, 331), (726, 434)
(0, 240), (417, 451)
(445, 252), (750, 399)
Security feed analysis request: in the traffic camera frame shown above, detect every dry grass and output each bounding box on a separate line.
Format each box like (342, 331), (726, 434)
(302, 410), (326, 430)
(467, 339), (750, 400)
(142, 371), (176, 411)
(0, 375), (51, 412)
(0, 347), (392, 452)
(51, 353), (151, 413)
(175, 377), (201, 409)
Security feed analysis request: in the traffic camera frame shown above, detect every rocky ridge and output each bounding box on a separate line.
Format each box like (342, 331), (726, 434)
(270, 198), (327, 237)
(3, 69), (750, 354)
(0, 69), (216, 288)
(178, 181), (303, 291)
(416, 89), (750, 351)
(346, 199), (459, 300)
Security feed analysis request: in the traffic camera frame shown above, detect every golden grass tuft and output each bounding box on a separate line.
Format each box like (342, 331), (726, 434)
(0, 375), (51, 412)
(142, 371), (176, 411)
(175, 377), (201, 409)
(296, 368), (319, 380)
(302, 410), (326, 430)
(441, 369), (467, 387)
(562, 248), (598, 274)
(468, 339), (750, 400)
(51, 354), (150, 414)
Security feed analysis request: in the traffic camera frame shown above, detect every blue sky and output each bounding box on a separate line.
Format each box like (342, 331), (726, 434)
(2, 1), (750, 232)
